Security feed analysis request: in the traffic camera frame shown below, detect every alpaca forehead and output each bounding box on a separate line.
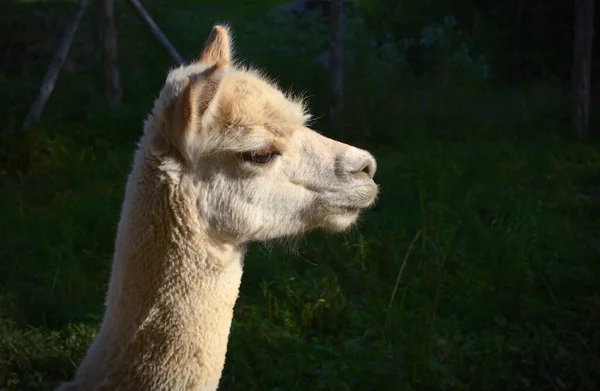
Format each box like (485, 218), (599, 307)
(217, 72), (308, 129)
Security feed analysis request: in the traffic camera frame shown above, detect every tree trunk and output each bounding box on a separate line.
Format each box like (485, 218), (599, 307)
(126, 0), (184, 65)
(101, 0), (123, 107)
(22, 0), (89, 129)
(572, 0), (595, 140)
(329, 0), (344, 136)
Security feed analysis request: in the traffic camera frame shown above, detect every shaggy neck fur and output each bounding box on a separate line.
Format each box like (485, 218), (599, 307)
(69, 136), (244, 391)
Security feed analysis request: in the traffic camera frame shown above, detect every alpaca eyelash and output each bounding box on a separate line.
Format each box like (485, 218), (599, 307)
(252, 146), (277, 156)
(241, 150), (280, 165)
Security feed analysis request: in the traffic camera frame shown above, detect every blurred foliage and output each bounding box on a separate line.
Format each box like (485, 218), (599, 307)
(356, 0), (589, 82)
(0, 0), (599, 390)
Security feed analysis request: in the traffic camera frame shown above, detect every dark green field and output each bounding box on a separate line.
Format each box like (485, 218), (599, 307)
(1, 1), (599, 390)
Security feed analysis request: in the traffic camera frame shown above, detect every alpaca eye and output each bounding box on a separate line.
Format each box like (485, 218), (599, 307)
(250, 152), (276, 164)
(241, 150), (279, 164)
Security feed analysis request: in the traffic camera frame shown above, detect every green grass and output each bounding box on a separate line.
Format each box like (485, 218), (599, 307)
(1, 1), (599, 390)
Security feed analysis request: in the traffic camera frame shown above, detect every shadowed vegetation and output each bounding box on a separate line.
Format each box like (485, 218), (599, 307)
(1, 0), (599, 390)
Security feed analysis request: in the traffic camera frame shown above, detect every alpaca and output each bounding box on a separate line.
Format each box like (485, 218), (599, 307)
(56, 24), (378, 391)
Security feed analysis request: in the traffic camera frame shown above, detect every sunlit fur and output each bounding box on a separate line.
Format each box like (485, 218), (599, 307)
(56, 24), (378, 391)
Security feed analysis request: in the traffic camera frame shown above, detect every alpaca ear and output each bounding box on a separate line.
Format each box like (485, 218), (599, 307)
(160, 25), (232, 160)
(198, 25), (231, 65)
(166, 62), (227, 159)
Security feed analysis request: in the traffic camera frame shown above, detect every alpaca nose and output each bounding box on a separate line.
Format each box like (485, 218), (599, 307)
(350, 151), (377, 179)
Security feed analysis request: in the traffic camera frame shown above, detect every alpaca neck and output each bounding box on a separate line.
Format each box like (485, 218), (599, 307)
(75, 146), (243, 390)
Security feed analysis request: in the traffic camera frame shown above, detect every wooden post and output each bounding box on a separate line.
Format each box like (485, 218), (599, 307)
(126, 0), (184, 65)
(22, 0), (89, 130)
(572, 0), (595, 140)
(329, 0), (344, 136)
(101, 0), (123, 107)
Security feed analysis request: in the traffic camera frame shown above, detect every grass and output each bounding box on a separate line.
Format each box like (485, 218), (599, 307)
(1, 0), (599, 390)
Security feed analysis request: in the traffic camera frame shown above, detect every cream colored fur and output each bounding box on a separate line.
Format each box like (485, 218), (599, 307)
(56, 25), (378, 391)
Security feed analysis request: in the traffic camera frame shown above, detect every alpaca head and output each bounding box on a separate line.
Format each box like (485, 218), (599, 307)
(147, 25), (378, 245)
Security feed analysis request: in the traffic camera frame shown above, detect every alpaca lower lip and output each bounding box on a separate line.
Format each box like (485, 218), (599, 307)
(326, 205), (361, 214)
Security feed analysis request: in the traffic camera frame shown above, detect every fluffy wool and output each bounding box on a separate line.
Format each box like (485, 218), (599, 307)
(56, 24), (378, 391)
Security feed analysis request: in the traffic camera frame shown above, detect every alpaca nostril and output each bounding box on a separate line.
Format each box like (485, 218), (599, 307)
(353, 155), (376, 179)
(361, 163), (371, 176)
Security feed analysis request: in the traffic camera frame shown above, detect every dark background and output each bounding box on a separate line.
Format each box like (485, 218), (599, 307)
(1, 0), (599, 390)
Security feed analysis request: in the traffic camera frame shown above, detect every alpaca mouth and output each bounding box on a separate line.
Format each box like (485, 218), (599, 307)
(325, 205), (361, 214)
